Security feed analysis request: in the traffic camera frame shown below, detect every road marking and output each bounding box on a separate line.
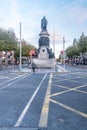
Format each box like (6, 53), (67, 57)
(69, 79), (87, 84)
(0, 73), (26, 85)
(0, 76), (10, 79)
(15, 73), (47, 127)
(0, 73), (32, 90)
(52, 83), (69, 89)
(38, 73), (52, 128)
(52, 77), (60, 80)
(50, 99), (87, 118)
(51, 83), (87, 90)
(52, 77), (87, 84)
(75, 89), (87, 94)
(50, 89), (72, 97)
(50, 84), (87, 97)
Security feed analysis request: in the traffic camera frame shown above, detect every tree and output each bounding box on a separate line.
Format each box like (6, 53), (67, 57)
(66, 32), (87, 65)
(77, 33), (87, 64)
(0, 28), (37, 58)
(21, 39), (36, 57)
(77, 33), (87, 54)
(66, 45), (79, 59)
(0, 28), (17, 51)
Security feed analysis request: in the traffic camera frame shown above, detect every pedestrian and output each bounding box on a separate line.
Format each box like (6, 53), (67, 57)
(32, 63), (36, 73)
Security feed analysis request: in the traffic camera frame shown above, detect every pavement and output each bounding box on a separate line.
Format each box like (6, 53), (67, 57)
(9, 65), (69, 74)
(10, 68), (32, 73)
(1, 64), (87, 74)
(55, 64), (68, 73)
(0, 68), (55, 75)
(0, 65), (68, 74)
(67, 63), (87, 68)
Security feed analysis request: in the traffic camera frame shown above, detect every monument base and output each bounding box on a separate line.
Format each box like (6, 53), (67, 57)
(38, 46), (49, 59)
(32, 58), (56, 68)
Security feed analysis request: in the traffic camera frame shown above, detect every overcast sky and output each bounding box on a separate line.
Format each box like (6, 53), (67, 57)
(0, 0), (87, 57)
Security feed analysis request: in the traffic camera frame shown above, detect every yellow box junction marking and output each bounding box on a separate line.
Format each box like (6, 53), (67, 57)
(50, 99), (87, 118)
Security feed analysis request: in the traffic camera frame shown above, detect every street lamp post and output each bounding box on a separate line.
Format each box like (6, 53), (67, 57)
(19, 22), (22, 71)
(63, 37), (65, 68)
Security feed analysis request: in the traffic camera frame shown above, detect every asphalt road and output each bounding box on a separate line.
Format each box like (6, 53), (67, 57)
(0, 65), (87, 130)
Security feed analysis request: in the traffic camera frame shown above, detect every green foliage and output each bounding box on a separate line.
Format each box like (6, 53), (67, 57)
(22, 44), (36, 57)
(21, 39), (36, 57)
(66, 45), (79, 59)
(0, 28), (17, 51)
(77, 34), (87, 54)
(66, 32), (87, 59)
(0, 28), (36, 57)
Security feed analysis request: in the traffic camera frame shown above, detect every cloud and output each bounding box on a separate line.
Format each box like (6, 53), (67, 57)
(60, 0), (87, 24)
(0, 0), (22, 31)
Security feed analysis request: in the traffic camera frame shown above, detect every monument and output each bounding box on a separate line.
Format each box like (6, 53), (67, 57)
(38, 16), (54, 59)
(32, 16), (56, 68)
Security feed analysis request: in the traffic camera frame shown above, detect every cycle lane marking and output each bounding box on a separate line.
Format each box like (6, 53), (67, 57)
(15, 73), (47, 127)
(38, 73), (52, 128)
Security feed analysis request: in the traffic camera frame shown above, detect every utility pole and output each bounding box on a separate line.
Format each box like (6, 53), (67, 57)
(63, 37), (65, 68)
(19, 22), (22, 71)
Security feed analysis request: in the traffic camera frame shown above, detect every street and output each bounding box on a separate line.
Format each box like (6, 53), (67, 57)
(48, 65), (87, 130)
(0, 65), (87, 130)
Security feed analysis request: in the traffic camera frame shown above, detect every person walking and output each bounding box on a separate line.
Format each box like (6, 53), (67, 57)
(32, 62), (36, 73)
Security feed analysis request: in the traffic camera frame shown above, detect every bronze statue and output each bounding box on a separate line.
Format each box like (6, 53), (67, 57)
(41, 16), (47, 30)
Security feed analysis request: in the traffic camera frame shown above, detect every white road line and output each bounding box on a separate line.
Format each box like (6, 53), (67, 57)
(52, 77), (87, 84)
(50, 89), (72, 97)
(50, 99), (87, 118)
(69, 79), (87, 84)
(0, 73), (32, 90)
(0, 76), (10, 79)
(52, 83), (69, 89)
(50, 84), (87, 97)
(52, 77), (60, 80)
(52, 82), (87, 93)
(0, 74), (26, 85)
(15, 73), (47, 127)
(75, 89), (87, 94)
(38, 73), (52, 128)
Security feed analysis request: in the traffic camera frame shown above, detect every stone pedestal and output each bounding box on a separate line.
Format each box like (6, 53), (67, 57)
(38, 46), (49, 59)
(32, 58), (56, 68)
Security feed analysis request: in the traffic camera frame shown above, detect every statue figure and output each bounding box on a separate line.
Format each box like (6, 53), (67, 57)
(39, 36), (49, 47)
(41, 16), (47, 30)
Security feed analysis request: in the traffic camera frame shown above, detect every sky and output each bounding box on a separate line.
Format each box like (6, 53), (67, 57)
(0, 0), (87, 58)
